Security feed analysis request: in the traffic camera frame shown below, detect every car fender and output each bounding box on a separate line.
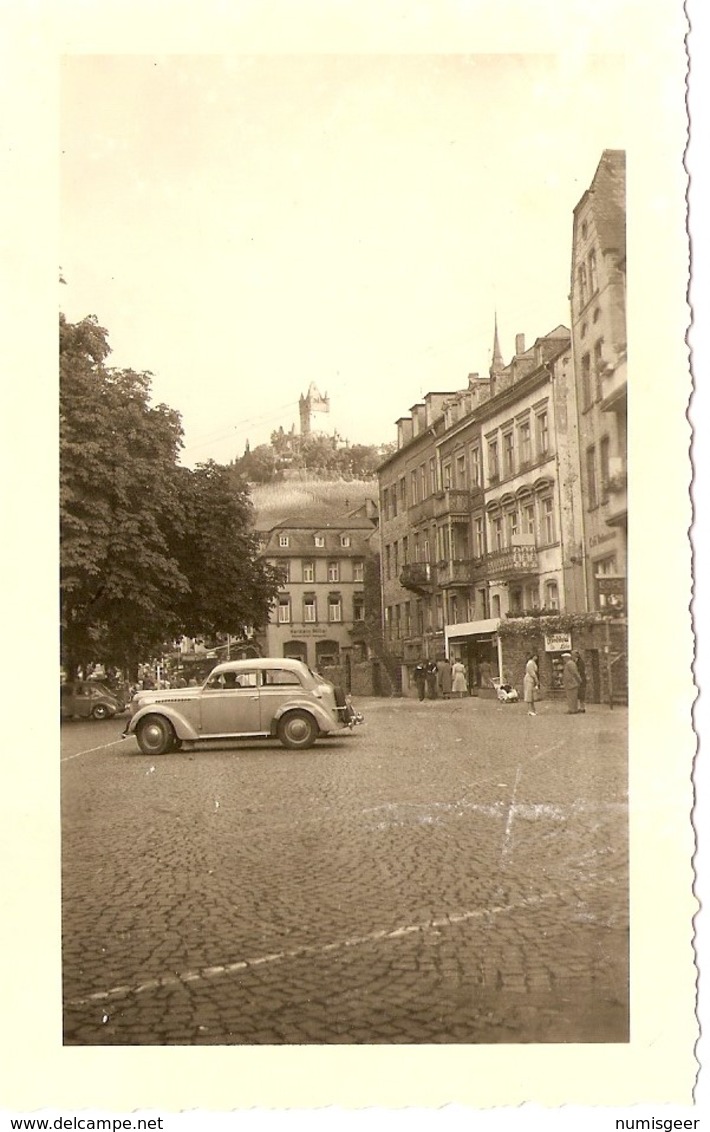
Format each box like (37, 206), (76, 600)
(126, 703), (200, 742)
(270, 697), (340, 735)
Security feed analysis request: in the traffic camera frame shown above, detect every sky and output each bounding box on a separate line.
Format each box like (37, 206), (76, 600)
(60, 53), (626, 467)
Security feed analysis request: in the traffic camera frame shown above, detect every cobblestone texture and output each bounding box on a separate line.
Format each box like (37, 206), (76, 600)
(61, 695), (628, 1044)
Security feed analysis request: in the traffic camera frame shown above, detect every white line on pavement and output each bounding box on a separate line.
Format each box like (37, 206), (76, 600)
(61, 738), (129, 762)
(67, 890), (562, 1008)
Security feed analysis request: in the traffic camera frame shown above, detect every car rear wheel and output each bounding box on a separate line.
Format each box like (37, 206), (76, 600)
(277, 710), (319, 750)
(136, 714), (176, 755)
(91, 703), (111, 720)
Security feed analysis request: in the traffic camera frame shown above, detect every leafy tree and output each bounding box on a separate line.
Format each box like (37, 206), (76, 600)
(170, 460), (283, 640)
(60, 314), (188, 676)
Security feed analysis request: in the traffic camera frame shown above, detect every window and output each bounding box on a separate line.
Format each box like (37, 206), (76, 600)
(593, 338), (605, 400)
(429, 457), (437, 495)
(262, 668), (302, 686)
(278, 597), (291, 624)
(588, 248), (598, 293)
(391, 485), (398, 517)
(545, 581), (559, 610)
(402, 536), (409, 565)
(510, 588), (523, 613)
(394, 605), (401, 638)
(328, 595), (342, 623)
(413, 532), (420, 561)
(353, 593), (365, 621)
(410, 470), (418, 505)
(536, 412), (549, 457)
(491, 594), (501, 618)
(423, 536), (430, 562)
(503, 431), (514, 477)
(541, 497), (556, 543)
(518, 420), (531, 465)
(314, 535), (325, 547)
(327, 561), (339, 583)
(398, 477), (406, 510)
(474, 517), (484, 557)
(393, 541), (399, 578)
(523, 502), (536, 539)
(488, 439), (499, 482)
(385, 545), (391, 579)
(302, 560), (315, 583)
(506, 508), (518, 543)
(353, 559), (364, 582)
(384, 606), (392, 637)
(443, 462), (452, 490)
(449, 594), (459, 624)
(586, 446), (598, 509)
(382, 488), (389, 521)
(581, 352), (592, 409)
(493, 516), (503, 550)
(403, 601), (411, 636)
(279, 534), (289, 547)
(304, 596), (317, 623)
(470, 445), (481, 486)
(420, 464), (426, 500)
(600, 436), (611, 499)
(578, 262), (588, 308)
(279, 561), (291, 584)
(456, 453), (466, 487)
(340, 535), (351, 547)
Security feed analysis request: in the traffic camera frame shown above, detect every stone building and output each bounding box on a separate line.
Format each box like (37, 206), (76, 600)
(569, 149), (627, 614)
(298, 382), (331, 436)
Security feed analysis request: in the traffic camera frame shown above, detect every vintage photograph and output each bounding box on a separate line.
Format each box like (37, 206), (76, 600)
(59, 54), (631, 1048)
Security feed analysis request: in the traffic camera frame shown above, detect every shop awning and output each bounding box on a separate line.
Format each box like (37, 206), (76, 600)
(444, 618), (501, 646)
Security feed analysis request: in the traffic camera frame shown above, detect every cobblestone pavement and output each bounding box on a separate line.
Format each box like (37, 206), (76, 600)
(61, 695), (628, 1044)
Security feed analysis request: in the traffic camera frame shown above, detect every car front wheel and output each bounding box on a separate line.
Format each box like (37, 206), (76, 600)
(91, 703), (112, 720)
(277, 710), (319, 750)
(136, 714), (176, 755)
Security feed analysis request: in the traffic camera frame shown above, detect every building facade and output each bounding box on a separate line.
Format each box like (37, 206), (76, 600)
(258, 512), (378, 672)
(569, 149), (627, 614)
(377, 324), (587, 696)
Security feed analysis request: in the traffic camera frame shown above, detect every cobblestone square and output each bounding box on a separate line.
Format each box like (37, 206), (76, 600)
(61, 695), (628, 1045)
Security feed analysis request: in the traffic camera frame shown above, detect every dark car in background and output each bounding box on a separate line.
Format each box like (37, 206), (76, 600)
(60, 681), (125, 721)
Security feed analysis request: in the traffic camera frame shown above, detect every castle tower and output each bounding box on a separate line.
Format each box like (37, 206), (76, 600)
(299, 382), (330, 436)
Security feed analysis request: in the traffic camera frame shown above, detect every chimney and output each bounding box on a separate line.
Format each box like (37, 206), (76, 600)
(515, 333), (526, 355)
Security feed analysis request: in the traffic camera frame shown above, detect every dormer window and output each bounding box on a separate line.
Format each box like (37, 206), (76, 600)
(340, 535), (351, 547)
(279, 535), (289, 547)
(314, 535), (325, 547)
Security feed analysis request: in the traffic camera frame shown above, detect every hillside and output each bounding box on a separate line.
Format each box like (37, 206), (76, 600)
(250, 477), (377, 530)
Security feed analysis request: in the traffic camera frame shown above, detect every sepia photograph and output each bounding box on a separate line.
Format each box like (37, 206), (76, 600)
(2, 0), (699, 1121)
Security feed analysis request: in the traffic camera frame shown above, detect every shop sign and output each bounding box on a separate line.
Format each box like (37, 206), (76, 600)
(596, 574), (626, 613)
(544, 632), (572, 653)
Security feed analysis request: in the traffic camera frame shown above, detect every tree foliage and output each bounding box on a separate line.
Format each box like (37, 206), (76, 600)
(231, 427), (394, 483)
(60, 314), (282, 676)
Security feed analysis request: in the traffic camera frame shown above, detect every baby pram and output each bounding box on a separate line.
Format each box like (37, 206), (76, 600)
(492, 678), (519, 703)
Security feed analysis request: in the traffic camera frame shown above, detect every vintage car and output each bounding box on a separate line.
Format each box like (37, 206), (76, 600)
(61, 681), (124, 721)
(123, 657), (363, 755)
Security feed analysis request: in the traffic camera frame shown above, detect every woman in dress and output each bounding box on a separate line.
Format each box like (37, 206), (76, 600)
(451, 659), (468, 698)
(523, 653), (539, 716)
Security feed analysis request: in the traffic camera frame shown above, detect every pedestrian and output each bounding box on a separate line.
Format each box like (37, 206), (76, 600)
(479, 658), (493, 690)
(437, 655), (453, 699)
(425, 660), (439, 700)
(413, 661), (426, 702)
(523, 652), (539, 716)
(562, 652), (582, 714)
(573, 651), (587, 712)
(451, 658), (468, 698)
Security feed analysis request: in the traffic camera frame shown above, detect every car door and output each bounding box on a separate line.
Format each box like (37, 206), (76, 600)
(199, 670), (262, 736)
(258, 666), (307, 730)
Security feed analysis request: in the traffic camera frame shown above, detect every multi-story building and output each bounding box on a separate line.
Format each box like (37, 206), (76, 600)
(570, 149), (627, 613)
(377, 323), (585, 694)
(258, 510), (378, 672)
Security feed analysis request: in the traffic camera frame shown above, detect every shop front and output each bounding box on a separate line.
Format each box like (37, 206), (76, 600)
(444, 618), (502, 695)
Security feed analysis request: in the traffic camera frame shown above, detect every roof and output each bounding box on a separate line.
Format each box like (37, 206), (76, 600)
(574, 149), (626, 252)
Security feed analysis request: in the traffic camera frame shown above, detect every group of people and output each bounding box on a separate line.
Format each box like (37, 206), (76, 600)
(523, 650), (587, 716)
(412, 657), (468, 701)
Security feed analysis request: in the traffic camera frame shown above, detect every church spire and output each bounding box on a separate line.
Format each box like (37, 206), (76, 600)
(489, 313), (504, 380)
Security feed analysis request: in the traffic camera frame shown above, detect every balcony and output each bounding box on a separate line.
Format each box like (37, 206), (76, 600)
(436, 558), (485, 586)
(485, 537), (539, 579)
(604, 464), (628, 528)
(599, 353), (627, 413)
(407, 497), (435, 525)
(433, 488), (475, 519)
(399, 562), (434, 592)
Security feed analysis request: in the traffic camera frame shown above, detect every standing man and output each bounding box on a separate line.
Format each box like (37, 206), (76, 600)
(437, 655), (453, 699)
(425, 660), (439, 700)
(562, 652), (582, 715)
(573, 650), (587, 713)
(413, 661), (427, 702)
